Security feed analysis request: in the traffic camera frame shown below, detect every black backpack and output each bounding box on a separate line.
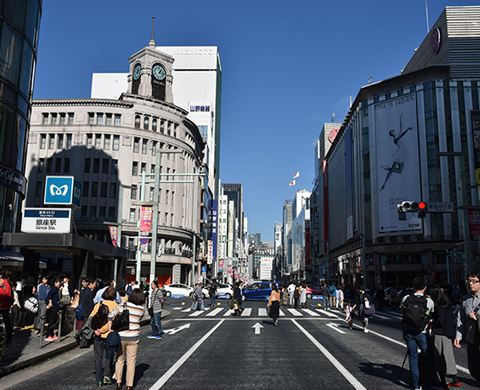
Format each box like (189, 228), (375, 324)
(402, 294), (431, 335)
(91, 303), (109, 330)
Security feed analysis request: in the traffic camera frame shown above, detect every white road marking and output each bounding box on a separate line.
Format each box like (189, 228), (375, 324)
(223, 309), (234, 316)
(252, 322), (263, 334)
(149, 320), (224, 389)
(385, 311), (403, 318)
(258, 308), (268, 316)
(206, 308), (223, 317)
(279, 309), (285, 317)
(188, 310), (204, 317)
(326, 322), (346, 334)
(302, 309), (320, 317)
(317, 309), (338, 317)
(241, 308), (252, 316)
(287, 308), (303, 316)
(371, 313), (391, 320)
(163, 323), (191, 335)
(182, 308), (191, 312)
(173, 307), (183, 310)
(292, 319), (367, 390)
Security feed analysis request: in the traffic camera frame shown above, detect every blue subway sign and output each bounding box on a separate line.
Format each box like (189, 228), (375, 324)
(44, 176), (82, 208)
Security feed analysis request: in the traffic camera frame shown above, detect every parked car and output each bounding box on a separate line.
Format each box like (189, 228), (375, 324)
(202, 283), (234, 299)
(163, 283), (194, 298)
(305, 284), (323, 299)
(242, 282), (279, 301)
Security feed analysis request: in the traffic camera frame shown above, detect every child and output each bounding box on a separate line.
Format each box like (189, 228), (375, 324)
(345, 300), (356, 330)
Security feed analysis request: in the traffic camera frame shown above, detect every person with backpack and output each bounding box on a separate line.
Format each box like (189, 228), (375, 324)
(400, 277), (435, 390)
(90, 287), (119, 387)
(429, 285), (461, 388)
(454, 269), (480, 383)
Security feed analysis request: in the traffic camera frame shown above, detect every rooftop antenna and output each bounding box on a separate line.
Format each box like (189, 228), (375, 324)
(367, 76), (373, 84)
(332, 112), (335, 123)
(149, 16), (156, 47)
(425, 0), (430, 33)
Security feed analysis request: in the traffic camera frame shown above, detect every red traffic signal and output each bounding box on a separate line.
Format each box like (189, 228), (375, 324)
(419, 202), (427, 210)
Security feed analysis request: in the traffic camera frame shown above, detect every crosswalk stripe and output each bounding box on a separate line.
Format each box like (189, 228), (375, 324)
(188, 310), (204, 317)
(206, 308), (223, 317)
(317, 309), (339, 318)
(182, 308), (191, 312)
(302, 309), (320, 317)
(174, 307), (183, 310)
(372, 313), (391, 320)
(279, 309), (285, 317)
(242, 308), (252, 316)
(258, 308), (268, 316)
(287, 308), (303, 316)
(224, 309), (234, 316)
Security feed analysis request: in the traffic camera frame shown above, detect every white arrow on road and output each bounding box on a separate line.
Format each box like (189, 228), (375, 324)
(326, 323), (346, 334)
(252, 322), (264, 335)
(163, 323), (191, 335)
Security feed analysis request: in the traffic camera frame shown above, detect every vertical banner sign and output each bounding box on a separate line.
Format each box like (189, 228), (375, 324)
(140, 206), (153, 232)
(323, 160), (329, 254)
(207, 240), (213, 264)
(211, 200), (218, 261)
(469, 210), (480, 236)
(375, 94), (421, 234)
(227, 265), (232, 275)
(472, 111), (480, 185)
(109, 226), (118, 246)
(219, 259), (224, 271)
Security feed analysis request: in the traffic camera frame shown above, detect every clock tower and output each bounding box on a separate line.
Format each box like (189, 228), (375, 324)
(127, 36), (174, 103)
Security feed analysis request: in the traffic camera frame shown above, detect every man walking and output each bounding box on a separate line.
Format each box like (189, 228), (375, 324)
(400, 277), (434, 390)
(329, 283), (337, 309)
(322, 283), (330, 310)
(454, 270), (480, 383)
(192, 283), (205, 311)
(148, 280), (164, 340)
(288, 282), (296, 307)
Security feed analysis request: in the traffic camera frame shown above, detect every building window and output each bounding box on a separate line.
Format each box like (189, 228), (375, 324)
(93, 158), (100, 173)
(152, 141), (157, 156)
(135, 115), (141, 129)
(114, 114), (121, 126)
(66, 134), (72, 149)
(144, 116), (149, 130)
(40, 134), (46, 149)
(51, 113), (57, 125)
(92, 182), (98, 197)
(101, 183), (107, 197)
(64, 158), (70, 173)
(42, 113), (48, 125)
(108, 207), (116, 220)
(165, 190), (169, 204)
(90, 206), (97, 220)
(111, 159), (118, 174)
(131, 186), (137, 200)
(84, 158), (91, 173)
(110, 183), (117, 198)
(59, 113), (66, 125)
(141, 162), (146, 173)
(81, 206), (87, 218)
(149, 187), (154, 202)
(99, 206), (106, 219)
(95, 134), (102, 149)
(113, 135), (120, 150)
(38, 158), (44, 173)
(133, 138), (139, 153)
(57, 134), (64, 149)
(68, 113), (74, 124)
(88, 113), (95, 125)
(150, 164), (155, 174)
(142, 139), (147, 154)
(132, 162), (138, 176)
(35, 181), (42, 196)
(97, 113), (104, 125)
(48, 134), (55, 149)
(106, 113), (112, 126)
(102, 159), (109, 174)
(104, 135), (111, 150)
(160, 120), (165, 133)
(129, 209), (135, 222)
(87, 134), (93, 148)
(83, 182), (89, 197)
(152, 118), (157, 132)
(46, 158), (52, 173)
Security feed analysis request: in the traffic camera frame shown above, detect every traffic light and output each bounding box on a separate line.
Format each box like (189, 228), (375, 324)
(418, 201), (427, 218)
(397, 201), (427, 218)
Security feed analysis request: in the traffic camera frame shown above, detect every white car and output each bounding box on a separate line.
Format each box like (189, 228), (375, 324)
(202, 283), (234, 299)
(163, 283), (194, 298)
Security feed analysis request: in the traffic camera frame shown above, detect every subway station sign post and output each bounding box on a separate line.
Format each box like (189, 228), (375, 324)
(44, 176), (82, 208)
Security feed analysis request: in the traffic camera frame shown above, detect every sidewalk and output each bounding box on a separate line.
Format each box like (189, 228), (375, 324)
(0, 309), (170, 378)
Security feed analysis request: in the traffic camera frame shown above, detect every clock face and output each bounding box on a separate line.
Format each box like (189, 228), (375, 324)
(133, 64), (141, 80)
(430, 28), (441, 55)
(153, 64), (166, 80)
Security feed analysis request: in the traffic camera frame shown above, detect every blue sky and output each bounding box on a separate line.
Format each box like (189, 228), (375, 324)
(33, 0), (479, 241)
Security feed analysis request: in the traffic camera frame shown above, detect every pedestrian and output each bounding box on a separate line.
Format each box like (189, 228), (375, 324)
(268, 284), (281, 326)
(300, 282), (307, 309)
(376, 285), (385, 312)
(118, 287), (128, 304)
(390, 286), (398, 307)
(329, 283), (337, 309)
(190, 283), (198, 310)
(288, 282), (296, 306)
(345, 300), (356, 330)
(208, 283), (217, 307)
(293, 283), (300, 309)
(429, 285), (461, 388)
(126, 281), (133, 296)
(358, 287), (371, 333)
(59, 274), (74, 307)
(109, 288), (146, 390)
(192, 283), (205, 311)
(34, 274), (50, 333)
(454, 269), (480, 383)
(0, 269), (13, 343)
(94, 279), (122, 305)
(400, 277), (435, 390)
(44, 277), (61, 342)
(322, 283), (330, 310)
(232, 281), (242, 316)
(337, 287), (344, 309)
(148, 280), (164, 340)
(82, 279), (97, 323)
(282, 284), (289, 306)
(90, 287), (119, 387)
(10, 283), (21, 328)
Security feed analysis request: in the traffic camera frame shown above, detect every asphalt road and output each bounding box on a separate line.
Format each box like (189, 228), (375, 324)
(3, 299), (478, 390)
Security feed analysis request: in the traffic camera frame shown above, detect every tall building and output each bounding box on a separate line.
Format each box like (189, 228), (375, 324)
(223, 183), (244, 256)
(24, 39), (205, 284)
(0, 1), (42, 242)
(282, 199), (293, 274)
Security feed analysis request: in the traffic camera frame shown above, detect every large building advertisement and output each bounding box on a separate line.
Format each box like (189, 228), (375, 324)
(375, 94), (422, 234)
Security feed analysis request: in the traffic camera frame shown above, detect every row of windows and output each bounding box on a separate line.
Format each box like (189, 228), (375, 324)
(86, 134), (121, 150)
(88, 112), (121, 126)
(84, 158), (118, 174)
(42, 112), (75, 125)
(80, 205), (117, 221)
(39, 133), (121, 151)
(39, 133), (72, 150)
(128, 208), (176, 226)
(134, 114), (177, 136)
(37, 157), (70, 174)
(35, 179), (117, 199)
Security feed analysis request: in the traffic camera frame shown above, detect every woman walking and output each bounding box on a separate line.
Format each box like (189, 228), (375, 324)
(44, 277), (60, 342)
(300, 282), (307, 308)
(268, 284), (281, 326)
(91, 287), (119, 387)
(429, 285), (461, 388)
(358, 287), (371, 333)
(109, 288), (145, 390)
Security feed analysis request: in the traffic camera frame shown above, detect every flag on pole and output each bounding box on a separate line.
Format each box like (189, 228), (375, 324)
(293, 171), (300, 179)
(289, 180), (296, 186)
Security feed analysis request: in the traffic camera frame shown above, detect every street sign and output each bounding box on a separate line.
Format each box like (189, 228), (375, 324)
(427, 202), (454, 213)
(44, 176), (82, 208)
(21, 208), (71, 233)
(140, 238), (149, 244)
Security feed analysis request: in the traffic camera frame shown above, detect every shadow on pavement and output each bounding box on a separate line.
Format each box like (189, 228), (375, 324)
(133, 363), (150, 387)
(358, 362), (410, 389)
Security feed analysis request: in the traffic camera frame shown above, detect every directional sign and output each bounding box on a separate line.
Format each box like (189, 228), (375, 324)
(163, 323), (191, 335)
(427, 202), (454, 213)
(252, 322), (264, 335)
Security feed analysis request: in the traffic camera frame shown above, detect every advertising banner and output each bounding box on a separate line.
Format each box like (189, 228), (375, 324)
(207, 240), (213, 264)
(375, 94), (422, 234)
(472, 111), (480, 185)
(219, 259), (224, 271)
(140, 206), (153, 232)
(469, 210), (480, 236)
(109, 226), (118, 246)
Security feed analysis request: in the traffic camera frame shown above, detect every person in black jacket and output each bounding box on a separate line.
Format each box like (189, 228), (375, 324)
(81, 279), (97, 323)
(429, 285), (461, 388)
